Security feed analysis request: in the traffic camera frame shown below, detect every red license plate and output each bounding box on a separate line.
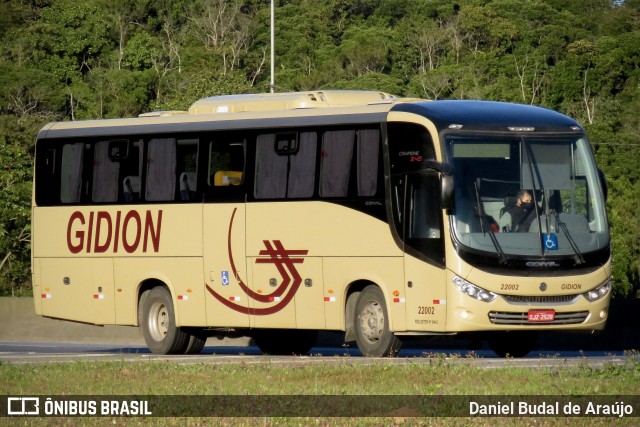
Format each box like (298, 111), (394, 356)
(528, 310), (555, 322)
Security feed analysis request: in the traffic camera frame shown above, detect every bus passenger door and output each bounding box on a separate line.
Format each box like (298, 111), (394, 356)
(399, 173), (448, 332)
(203, 138), (250, 328)
(203, 204), (249, 327)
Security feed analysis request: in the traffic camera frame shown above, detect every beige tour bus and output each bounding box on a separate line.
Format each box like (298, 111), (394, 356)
(32, 90), (611, 357)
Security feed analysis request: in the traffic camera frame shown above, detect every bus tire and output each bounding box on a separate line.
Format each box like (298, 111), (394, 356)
(140, 286), (189, 355)
(183, 331), (207, 355)
(354, 286), (401, 357)
(488, 331), (538, 358)
(253, 329), (318, 355)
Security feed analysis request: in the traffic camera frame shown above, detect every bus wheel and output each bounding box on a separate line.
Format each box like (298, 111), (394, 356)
(253, 329), (318, 355)
(488, 331), (538, 358)
(354, 286), (401, 357)
(140, 287), (189, 355)
(183, 331), (207, 355)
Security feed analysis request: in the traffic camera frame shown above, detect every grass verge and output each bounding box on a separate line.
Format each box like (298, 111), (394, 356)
(1, 355), (639, 426)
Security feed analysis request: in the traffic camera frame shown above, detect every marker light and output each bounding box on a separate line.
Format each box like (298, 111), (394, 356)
(584, 279), (612, 302)
(453, 276), (497, 303)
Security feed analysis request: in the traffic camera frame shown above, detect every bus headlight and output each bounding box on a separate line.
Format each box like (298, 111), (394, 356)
(453, 276), (497, 303)
(583, 279), (611, 302)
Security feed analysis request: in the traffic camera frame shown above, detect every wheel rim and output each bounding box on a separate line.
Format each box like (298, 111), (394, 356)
(148, 301), (169, 342)
(359, 300), (384, 343)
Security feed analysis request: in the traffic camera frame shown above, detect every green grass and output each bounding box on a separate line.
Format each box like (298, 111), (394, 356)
(1, 356), (639, 426)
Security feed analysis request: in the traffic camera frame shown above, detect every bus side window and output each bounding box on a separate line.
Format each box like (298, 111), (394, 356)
(208, 139), (246, 192)
(319, 130), (355, 197)
(176, 139), (199, 201)
(92, 141), (120, 203)
(254, 132), (317, 199)
(60, 143), (84, 204)
(146, 138), (176, 202)
(356, 128), (380, 197)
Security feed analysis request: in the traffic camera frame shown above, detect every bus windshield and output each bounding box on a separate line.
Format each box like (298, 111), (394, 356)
(446, 134), (608, 260)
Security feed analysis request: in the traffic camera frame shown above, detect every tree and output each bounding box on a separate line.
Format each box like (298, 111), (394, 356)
(0, 117), (36, 296)
(33, 0), (111, 83)
(0, 0), (639, 297)
(0, 64), (65, 121)
(340, 25), (397, 76)
(187, 0), (253, 74)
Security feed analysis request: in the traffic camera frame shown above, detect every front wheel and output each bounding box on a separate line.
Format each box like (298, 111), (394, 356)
(140, 287), (190, 354)
(354, 286), (401, 357)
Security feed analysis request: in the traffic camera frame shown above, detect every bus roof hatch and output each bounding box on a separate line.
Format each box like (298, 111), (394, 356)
(188, 90), (397, 115)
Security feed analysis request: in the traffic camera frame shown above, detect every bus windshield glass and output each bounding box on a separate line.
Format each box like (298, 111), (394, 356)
(446, 134), (608, 259)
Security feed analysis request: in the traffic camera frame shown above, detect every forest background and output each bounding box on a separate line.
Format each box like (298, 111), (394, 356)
(0, 0), (638, 297)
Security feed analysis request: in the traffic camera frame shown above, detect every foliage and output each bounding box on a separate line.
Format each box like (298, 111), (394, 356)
(0, 0), (638, 296)
(0, 117), (35, 296)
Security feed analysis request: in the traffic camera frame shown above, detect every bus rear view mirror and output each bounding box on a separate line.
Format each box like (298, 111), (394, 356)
(598, 168), (608, 202)
(421, 160), (454, 210)
(441, 173), (454, 210)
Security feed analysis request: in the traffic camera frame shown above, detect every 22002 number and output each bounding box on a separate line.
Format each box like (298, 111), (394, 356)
(418, 306), (435, 315)
(501, 284), (519, 291)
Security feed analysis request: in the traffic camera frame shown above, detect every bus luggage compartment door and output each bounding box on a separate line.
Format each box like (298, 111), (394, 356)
(38, 258), (115, 325)
(248, 257), (324, 329)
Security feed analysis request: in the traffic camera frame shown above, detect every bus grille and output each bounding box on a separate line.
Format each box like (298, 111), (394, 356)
(502, 295), (579, 304)
(488, 311), (589, 325)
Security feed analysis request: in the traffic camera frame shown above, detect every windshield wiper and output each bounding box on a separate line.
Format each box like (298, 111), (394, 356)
(474, 181), (508, 265)
(550, 210), (586, 265)
(522, 139), (546, 257)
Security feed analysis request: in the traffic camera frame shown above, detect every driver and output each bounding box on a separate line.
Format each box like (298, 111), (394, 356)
(508, 189), (535, 232)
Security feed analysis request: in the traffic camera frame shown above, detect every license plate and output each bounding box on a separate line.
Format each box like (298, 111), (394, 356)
(528, 309), (555, 322)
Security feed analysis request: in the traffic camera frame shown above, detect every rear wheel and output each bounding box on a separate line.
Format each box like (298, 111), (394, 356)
(183, 331), (207, 355)
(253, 329), (318, 355)
(488, 331), (538, 358)
(140, 287), (189, 354)
(354, 286), (401, 357)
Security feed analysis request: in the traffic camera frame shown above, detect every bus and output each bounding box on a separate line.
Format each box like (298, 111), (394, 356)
(31, 90), (611, 357)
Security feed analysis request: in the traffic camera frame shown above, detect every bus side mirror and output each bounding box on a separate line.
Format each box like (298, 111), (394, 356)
(423, 160), (455, 210)
(422, 160), (455, 211)
(441, 173), (454, 210)
(598, 169), (608, 202)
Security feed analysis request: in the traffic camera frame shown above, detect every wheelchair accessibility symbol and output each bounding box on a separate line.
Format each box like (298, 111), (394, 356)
(221, 271), (230, 286)
(543, 233), (558, 251)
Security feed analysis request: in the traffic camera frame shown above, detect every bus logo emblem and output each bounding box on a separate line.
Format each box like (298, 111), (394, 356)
(205, 208), (308, 315)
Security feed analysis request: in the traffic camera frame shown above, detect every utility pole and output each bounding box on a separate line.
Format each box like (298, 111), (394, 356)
(270, 0), (275, 93)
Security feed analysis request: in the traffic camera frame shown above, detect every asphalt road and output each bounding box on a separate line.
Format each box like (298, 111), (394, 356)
(2, 298), (639, 368)
(1, 341), (636, 368)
